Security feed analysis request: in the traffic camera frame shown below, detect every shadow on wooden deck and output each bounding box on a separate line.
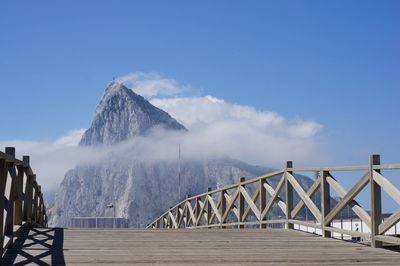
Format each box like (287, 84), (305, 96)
(0, 227), (65, 265)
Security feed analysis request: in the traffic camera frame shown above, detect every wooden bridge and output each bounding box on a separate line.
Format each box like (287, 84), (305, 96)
(1, 147), (400, 265)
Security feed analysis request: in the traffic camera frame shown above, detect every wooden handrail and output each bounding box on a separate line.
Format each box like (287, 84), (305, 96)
(0, 147), (47, 256)
(147, 154), (400, 249)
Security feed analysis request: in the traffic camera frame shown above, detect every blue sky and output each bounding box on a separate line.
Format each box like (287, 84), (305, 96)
(1, 0), (399, 169)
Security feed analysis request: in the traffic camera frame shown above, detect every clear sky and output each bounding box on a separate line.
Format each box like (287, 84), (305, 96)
(1, 0), (399, 168)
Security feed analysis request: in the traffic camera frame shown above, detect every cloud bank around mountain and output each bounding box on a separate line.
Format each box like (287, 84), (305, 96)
(0, 72), (328, 193)
(116, 72), (191, 97)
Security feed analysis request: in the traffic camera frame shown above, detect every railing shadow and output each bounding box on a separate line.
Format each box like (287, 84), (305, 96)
(0, 227), (65, 266)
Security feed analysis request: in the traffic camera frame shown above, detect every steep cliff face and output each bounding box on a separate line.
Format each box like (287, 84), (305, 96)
(50, 157), (284, 227)
(49, 81), (315, 227)
(79, 81), (186, 146)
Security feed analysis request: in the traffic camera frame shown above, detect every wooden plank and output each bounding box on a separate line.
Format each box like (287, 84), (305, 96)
(373, 171), (400, 205)
(239, 186), (260, 220)
(379, 209), (400, 235)
(287, 166), (369, 172)
(325, 173), (369, 225)
(0, 158), (7, 253)
(326, 174), (371, 228)
(260, 175), (285, 220)
(285, 162), (294, 229)
(209, 200), (221, 224)
(259, 179), (266, 228)
(177, 205), (186, 228)
(220, 190), (226, 228)
(221, 189), (240, 223)
(4, 161), (17, 235)
(374, 164), (400, 170)
(14, 165), (24, 225)
(206, 188), (212, 225)
(263, 176), (286, 214)
(0, 151), (27, 167)
(288, 219), (322, 229)
(324, 225), (370, 238)
(291, 176), (321, 219)
(320, 171), (331, 238)
(207, 195), (221, 223)
(242, 186), (260, 221)
(195, 197), (208, 226)
(375, 235), (400, 245)
(287, 173), (321, 222)
(186, 202), (196, 227)
(3, 228), (399, 265)
(369, 154), (382, 248)
(238, 179), (245, 228)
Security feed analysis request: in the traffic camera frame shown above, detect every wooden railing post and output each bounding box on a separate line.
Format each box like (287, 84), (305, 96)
(20, 156), (30, 223)
(175, 206), (181, 229)
(369, 154), (382, 248)
(38, 190), (44, 226)
(207, 187), (212, 226)
(4, 147), (16, 236)
(15, 164), (24, 226)
(32, 182), (39, 224)
(320, 170), (331, 237)
(155, 219), (162, 228)
(220, 189), (226, 228)
(23, 174), (34, 223)
(185, 194), (190, 228)
(195, 197), (200, 226)
(0, 157), (7, 251)
(285, 161), (294, 229)
(238, 177), (245, 229)
(260, 178), (267, 228)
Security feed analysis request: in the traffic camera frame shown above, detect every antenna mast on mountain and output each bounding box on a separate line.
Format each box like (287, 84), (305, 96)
(178, 144), (181, 201)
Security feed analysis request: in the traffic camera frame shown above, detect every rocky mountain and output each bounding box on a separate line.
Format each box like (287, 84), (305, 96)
(80, 81), (186, 146)
(49, 81), (318, 228)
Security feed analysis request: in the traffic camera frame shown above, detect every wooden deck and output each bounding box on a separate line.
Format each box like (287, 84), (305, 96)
(1, 228), (399, 265)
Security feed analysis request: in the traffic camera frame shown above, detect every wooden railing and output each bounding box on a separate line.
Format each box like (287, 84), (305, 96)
(147, 155), (400, 248)
(0, 147), (47, 256)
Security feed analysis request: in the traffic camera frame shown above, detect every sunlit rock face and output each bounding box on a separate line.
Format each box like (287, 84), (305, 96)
(79, 81), (186, 146)
(49, 82), (315, 228)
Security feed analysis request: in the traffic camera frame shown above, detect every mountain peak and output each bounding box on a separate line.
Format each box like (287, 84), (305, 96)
(79, 81), (186, 146)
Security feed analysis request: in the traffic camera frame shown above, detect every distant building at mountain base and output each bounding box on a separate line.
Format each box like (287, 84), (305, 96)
(70, 217), (129, 228)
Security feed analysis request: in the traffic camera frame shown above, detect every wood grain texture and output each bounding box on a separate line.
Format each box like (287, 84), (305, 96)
(1, 228), (399, 265)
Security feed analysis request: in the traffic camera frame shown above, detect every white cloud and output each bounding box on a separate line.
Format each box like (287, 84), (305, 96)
(54, 129), (86, 147)
(0, 78), (327, 194)
(116, 72), (190, 97)
(0, 130), (102, 193)
(150, 96), (322, 138)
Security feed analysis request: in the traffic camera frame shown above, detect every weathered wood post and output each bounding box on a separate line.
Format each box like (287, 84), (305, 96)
(195, 197), (201, 226)
(14, 160), (25, 225)
(176, 206), (181, 229)
(24, 174), (34, 223)
(220, 189), (226, 228)
(238, 177), (245, 228)
(207, 187), (212, 226)
(260, 178), (267, 228)
(320, 170), (331, 237)
(38, 192), (44, 225)
(369, 154), (382, 248)
(285, 161), (294, 229)
(185, 194), (191, 228)
(156, 218), (161, 228)
(32, 182), (39, 223)
(0, 156), (7, 252)
(5, 147), (16, 236)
